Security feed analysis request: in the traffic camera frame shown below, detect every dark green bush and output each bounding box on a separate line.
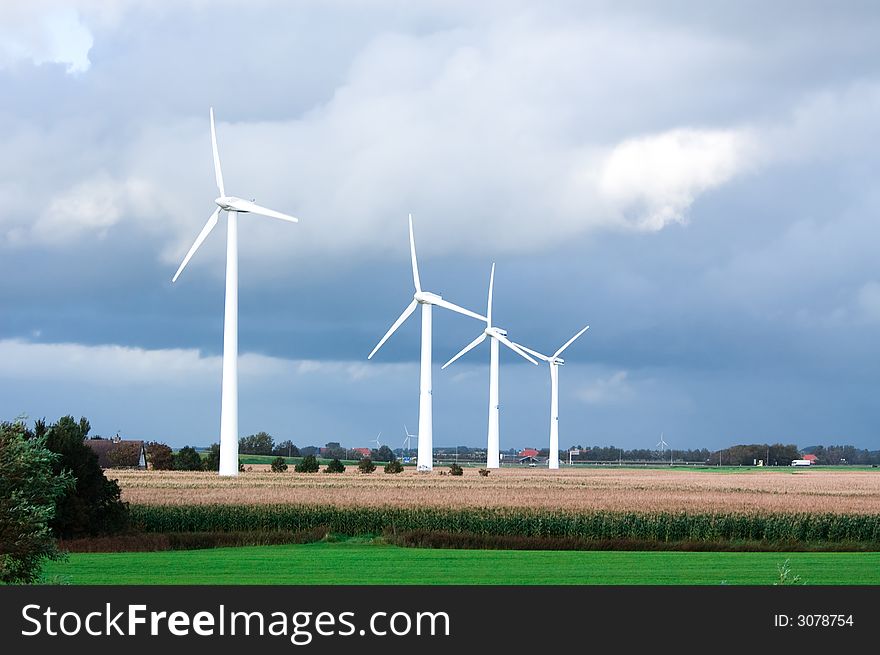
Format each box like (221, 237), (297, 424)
(295, 455), (319, 473)
(174, 445), (204, 471)
(324, 458), (345, 474)
(384, 460), (404, 474)
(358, 457), (376, 474)
(271, 457), (288, 473)
(449, 462), (464, 476)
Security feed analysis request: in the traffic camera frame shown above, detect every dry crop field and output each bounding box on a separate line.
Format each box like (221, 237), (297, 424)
(111, 467), (880, 515)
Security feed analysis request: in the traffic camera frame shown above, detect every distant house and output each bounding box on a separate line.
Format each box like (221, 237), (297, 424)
(803, 454), (818, 463)
(351, 447), (372, 458)
(518, 448), (540, 459)
(85, 437), (147, 469)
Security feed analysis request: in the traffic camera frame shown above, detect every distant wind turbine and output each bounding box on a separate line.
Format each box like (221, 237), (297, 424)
(368, 216), (485, 471)
(515, 325), (589, 469)
(442, 263), (538, 468)
(172, 108), (299, 476)
(403, 424), (418, 452)
(372, 432), (383, 449)
(656, 433), (668, 452)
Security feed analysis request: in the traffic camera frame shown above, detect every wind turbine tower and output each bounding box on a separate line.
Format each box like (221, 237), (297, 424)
(443, 264), (538, 468)
(172, 108), (299, 476)
(368, 216), (485, 471)
(516, 325), (589, 469)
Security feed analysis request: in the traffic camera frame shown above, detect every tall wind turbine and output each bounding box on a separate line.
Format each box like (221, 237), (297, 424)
(656, 433), (668, 452)
(172, 108), (299, 476)
(368, 216), (485, 471)
(442, 264), (538, 468)
(515, 326), (589, 470)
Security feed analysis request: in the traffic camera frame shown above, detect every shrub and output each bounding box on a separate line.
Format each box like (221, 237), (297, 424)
(295, 455), (320, 473)
(478, 468), (490, 477)
(358, 458), (376, 474)
(384, 460), (404, 474)
(271, 457), (288, 473)
(449, 462), (464, 476)
(324, 458), (345, 474)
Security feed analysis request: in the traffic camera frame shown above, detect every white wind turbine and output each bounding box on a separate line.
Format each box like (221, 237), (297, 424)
(442, 263), (538, 468)
(656, 433), (668, 452)
(403, 424), (418, 453)
(515, 326), (589, 470)
(372, 432), (383, 449)
(172, 108), (299, 477)
(368, 216), (485, 472)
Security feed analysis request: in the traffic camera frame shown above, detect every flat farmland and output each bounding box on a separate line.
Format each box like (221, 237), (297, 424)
(112, 467), (880, 514)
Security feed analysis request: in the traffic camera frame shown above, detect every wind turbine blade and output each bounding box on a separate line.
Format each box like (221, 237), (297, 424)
(409, 214), (421, 293)
(487, 262), (495, 327)
(227, 198), (299, 223)
(554, 325), (590, 358)
(431, 297), (487, 322)
(441, 333), (486, 369)
(496, 333), (539, 365)
(368, 299), (418, 359)
(171, 208), (221, 283)
(210, 107), (225, 196)
(513, 342), (550, 362)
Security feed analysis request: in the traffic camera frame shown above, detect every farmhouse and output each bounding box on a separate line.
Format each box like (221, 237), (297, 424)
(85, 437), (147, 469)
(351, 448), (372, 458)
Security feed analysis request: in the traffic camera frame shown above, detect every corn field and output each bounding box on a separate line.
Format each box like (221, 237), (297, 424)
(129, 505), (880, 544)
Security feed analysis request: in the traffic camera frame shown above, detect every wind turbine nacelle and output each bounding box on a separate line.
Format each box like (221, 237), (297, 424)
(488, 327), (508, 337)
(553, 357), (565, 366)
(415, 291), (442, 304)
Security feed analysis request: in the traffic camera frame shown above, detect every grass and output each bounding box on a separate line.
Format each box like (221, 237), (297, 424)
(42, 542), (880, 585)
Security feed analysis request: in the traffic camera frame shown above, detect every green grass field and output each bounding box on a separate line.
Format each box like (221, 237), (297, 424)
(42, 542), (880, 585)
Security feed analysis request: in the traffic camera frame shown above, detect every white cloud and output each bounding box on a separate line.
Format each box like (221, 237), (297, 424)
(576, 370), (633, 405)
(14, 172), (155, 245)
(0, 3), (93, 74)
(596, 128), (756, 230)
(0, 338), (409, 387)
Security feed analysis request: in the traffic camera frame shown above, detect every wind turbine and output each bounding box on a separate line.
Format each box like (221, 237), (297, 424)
(515, 326), (589, 470)
(656, 433), (668, 452)
(442, 263), (538, 468)
(172, 108), (299, 476)
(403, 424), (418, 452)
(367, 215), (485, 472)
(372, 432), (383, 450)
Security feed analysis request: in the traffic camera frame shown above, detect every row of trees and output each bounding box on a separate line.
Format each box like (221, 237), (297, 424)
(1, 416), (130, 584)
(802, 445), (880, 466)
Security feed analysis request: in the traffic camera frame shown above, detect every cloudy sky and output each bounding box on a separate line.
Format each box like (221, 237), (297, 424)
(1, 1), (879, 452)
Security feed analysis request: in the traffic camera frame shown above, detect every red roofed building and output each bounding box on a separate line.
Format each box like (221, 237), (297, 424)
(802, 454), (818, 463)
(352, 447), (372, 457)
(518, 448), (539, 458)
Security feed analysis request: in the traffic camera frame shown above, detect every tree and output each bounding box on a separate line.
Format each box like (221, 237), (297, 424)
(295, 454), (320, 473)
(174, 445), (204, 471)
(272, 440), (299, 458)
(324, 458), (345, 473)
(239, 432), (275, 455)
(372, 445), (396, 462)
(358, 457), (376, 474)
(203, 443), (221, 471)
(384, 460), (404, 474)
(1, 421), (73, 583)
(449, 462), (464, 476)
(146, 442), (174, 470)
(42, 416), (129, 538)
(271, 456), (288, 473)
